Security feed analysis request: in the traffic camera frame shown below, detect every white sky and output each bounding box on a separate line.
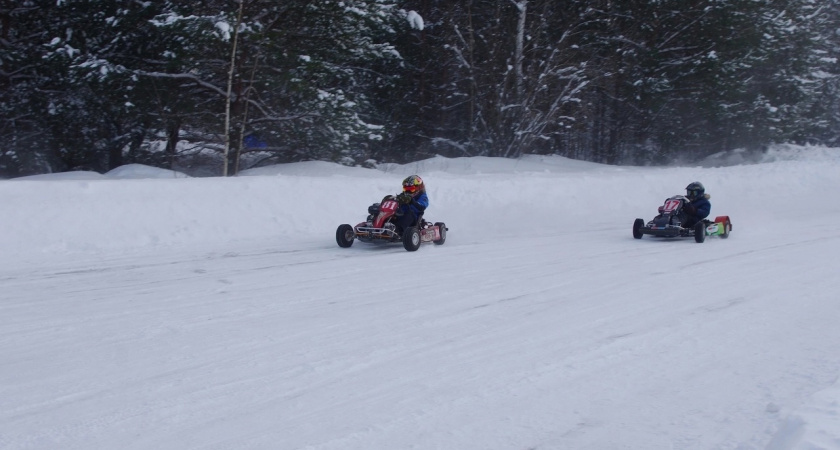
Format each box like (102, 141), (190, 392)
(2, 144), (840, 449)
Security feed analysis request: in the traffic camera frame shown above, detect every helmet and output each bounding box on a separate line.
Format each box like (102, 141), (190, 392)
(685, 181), (705, 200)
(402, 175), (425, 195)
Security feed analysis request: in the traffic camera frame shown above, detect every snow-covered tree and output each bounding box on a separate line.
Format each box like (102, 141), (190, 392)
(791, 0), (840, 146)
(387, 0), (590, 160)
(2, 0), (406, 175)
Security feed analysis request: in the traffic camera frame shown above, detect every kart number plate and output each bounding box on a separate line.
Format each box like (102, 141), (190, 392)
(662, 199), (681, 213)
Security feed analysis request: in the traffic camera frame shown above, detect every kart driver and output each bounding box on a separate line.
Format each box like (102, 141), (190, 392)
(394, 175), (429, 233)
(682, 181), (711, 227)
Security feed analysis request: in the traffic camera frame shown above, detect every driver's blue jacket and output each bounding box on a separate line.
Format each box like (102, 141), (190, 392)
(684, 195), (711, 225)
(394, 191), (429, 231)
(402, 191), (429, 216)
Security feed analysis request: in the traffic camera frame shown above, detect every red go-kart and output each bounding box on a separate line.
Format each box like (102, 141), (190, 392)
(336, 195), (447, 251)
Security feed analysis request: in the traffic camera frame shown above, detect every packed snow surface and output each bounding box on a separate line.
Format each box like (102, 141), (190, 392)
(2, 144), (840, 449)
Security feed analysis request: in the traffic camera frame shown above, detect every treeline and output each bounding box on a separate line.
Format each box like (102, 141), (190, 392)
(1, 0), (838, 177)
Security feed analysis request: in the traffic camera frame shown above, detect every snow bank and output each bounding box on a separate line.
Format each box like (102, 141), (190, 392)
(2, 145), (839, 259)
(698, 143), (840, 167)
(12, 164), (189, 181)
(105, 163), (190, 179)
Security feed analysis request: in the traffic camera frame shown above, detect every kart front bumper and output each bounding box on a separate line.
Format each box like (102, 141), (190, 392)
(354, 225), (400, 242)
(641, 225), (689, 238)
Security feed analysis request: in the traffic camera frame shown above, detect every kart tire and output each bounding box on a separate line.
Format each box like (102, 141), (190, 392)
(336, 224), (355, 248)
(403, 227), (421, 252)
(433, 222), (447, 245)
(720, 219), (731, 239)
(694, 222), (706, 243)
(633, 218), (644, 239)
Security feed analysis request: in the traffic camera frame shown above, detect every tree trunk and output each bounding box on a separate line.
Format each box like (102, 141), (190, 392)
(165, 119), (180, 169)
(223, 1), (245, 177)
(513, 0), (527, 102)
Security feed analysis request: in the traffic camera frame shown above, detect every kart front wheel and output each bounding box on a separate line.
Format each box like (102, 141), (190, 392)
(403, 227), (421, 251)
(336, 224), (355, 248)
(694, 222), (706, 243)
(433, 222), (447, 245)
(633, 218), (644, 239)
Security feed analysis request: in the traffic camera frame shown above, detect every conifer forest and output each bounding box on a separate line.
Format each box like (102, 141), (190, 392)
(1, 1), (838, 176)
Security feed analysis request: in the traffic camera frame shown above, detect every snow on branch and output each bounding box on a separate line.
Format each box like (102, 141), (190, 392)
(406, 10), (424, 31)
(133, 71), (228, 98)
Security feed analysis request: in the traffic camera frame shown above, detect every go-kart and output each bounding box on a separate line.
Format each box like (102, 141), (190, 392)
(336, 195), (447, 251)
(633, 195), (732, 243)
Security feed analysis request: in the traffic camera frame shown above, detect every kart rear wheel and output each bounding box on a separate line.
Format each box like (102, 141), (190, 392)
(633, 218), (644, 239)
(694, 222), (706, 243)
(403, 227), (421, 252)
(336, 224), (355, 248)
(720, 219), (731, 239)
(433, 222), (447, 245)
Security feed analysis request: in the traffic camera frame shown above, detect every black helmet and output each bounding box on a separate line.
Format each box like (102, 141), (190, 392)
(686, 181), (705, 200)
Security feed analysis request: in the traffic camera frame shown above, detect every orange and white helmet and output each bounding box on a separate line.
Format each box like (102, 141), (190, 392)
(402, 175), (425, 195)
